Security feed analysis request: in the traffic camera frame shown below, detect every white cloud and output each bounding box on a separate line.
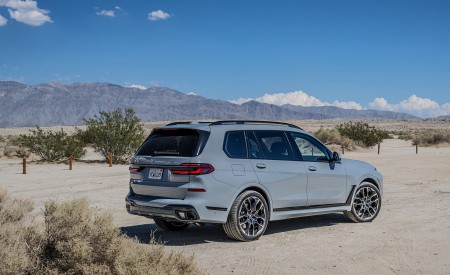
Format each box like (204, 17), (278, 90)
(96, 10), (115, 17)
(1, 0), (52, 26)
(0, 14), (7, 26)
(129, 84), (147, 90)
(369, 95), (450, 118)
(115, 6), (122, 10)
(148, 10), (171, 21)
(230, 91), (364, 110)
(330, 100), (364, 110)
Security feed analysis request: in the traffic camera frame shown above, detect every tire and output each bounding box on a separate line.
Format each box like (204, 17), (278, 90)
(344, 182), (381, 223)
(153, 218), (189, 231)
(223, 191), (269, 241)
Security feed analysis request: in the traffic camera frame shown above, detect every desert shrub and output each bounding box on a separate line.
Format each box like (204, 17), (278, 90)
(73, 127), (95, 145)
(0, 188), (34, 274)
(336, 121), (390, 147)
(3, 146), (15, 157)
(17, 127), (86, 162)
(397, 131), (414, 141)
(314, 127), (356, 151)
(412, 131), (450, 146)
(0, 188), (200, 275)
(83, 108), (145, 164)
(314, 127), (341, 144)
(0, 135), (5, 143)
(15, 147), (30, 158)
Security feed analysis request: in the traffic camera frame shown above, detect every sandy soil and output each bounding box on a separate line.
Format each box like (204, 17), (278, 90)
(1, 138), (450, 274)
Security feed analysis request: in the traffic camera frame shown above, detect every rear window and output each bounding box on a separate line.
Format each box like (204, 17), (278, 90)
(136, 129), (199, 157)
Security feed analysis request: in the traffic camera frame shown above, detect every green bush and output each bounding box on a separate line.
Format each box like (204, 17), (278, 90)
(83, 108), (145, 164)
(0, 188), (200, 275)
(336, 121), (390, 147)
(17, 127), (86, 162)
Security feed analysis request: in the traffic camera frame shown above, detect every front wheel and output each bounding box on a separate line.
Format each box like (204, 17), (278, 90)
(344, 182), (381, 222)
(223, 191), (269, 241)
(153, 218), (189, 231)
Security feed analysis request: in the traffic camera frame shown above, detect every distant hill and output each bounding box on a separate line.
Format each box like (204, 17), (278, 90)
(0, 81), (417, 127)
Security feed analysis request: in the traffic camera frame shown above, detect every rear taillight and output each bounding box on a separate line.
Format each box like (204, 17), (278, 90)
(170, 163), (215, 175)
(129, 165), (143, 172)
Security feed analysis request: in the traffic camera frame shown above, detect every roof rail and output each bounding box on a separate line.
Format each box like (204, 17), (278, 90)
(165, 121), (214, 126)
(209, 120), (303, 130)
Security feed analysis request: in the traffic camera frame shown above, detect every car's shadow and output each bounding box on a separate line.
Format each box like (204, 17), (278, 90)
(120, 213), (350, 246)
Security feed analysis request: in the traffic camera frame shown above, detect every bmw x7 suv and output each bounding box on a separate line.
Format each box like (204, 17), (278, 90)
(126, 120), (383, 241)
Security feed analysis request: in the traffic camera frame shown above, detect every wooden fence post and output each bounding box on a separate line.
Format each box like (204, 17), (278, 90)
(377, 143), (380, 155)
(108, 154), (112, 167)
(69, 157), (73, 170)
(23, 158), (26, 174)
(341, 146), (345, 155)
(416, 144), (418, 154)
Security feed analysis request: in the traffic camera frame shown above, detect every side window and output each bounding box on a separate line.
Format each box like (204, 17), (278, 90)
(289, 132), (329, 162)
(223, 131), (247, 159)
(254, 131), (294, 160)
(246, 131), (263, 159)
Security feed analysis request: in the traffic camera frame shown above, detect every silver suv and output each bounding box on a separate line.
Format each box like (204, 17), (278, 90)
(125, 120), (383, 241)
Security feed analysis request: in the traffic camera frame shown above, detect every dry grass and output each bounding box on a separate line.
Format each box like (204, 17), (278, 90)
(0, 188), (201, 275)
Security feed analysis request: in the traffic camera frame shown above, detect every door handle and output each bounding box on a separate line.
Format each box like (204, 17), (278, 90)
(256, 163), (266, 169)
(308, 166), (317, 171)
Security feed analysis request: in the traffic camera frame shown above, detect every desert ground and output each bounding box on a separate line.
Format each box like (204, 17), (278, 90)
(1, 120), (450, 274)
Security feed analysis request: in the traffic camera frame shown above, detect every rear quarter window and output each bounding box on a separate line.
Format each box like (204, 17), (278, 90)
(223, 131), (247, 158)
(136, 129), (200, 157)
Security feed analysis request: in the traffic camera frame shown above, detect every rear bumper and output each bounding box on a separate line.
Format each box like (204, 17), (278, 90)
(125, 193), (200, 222)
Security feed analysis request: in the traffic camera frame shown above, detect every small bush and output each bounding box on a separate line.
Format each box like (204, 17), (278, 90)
(0, 188), (34, 274)
(412, 131), (450, 146)
(84, 108), (145, 164)
(15, 147), (30, 158)
(17, 127), (86, 162)
(0, 188), (200, 275)
(397, 131), (414, 141)
(3, 146), (15, 158)
(314, 128), (341, 145)
(336, 121), (390, 147)
(314, 127), (356, 151)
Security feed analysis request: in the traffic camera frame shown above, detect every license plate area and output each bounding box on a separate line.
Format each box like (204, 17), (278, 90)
(148, 168), (163, 180)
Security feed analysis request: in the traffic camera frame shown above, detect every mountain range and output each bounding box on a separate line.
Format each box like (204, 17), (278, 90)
(0, 81), (417, 127)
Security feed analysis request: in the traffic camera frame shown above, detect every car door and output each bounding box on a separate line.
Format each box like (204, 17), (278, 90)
(247, 130), (308, 210)
(288, 132), (348, 206)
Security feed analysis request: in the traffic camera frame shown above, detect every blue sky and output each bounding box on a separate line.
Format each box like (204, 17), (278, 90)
(1, 0), (449, 117)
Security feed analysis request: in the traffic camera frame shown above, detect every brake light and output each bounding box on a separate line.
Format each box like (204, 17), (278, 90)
(129, 165), (143, 172)
(170, 163), (215, 175)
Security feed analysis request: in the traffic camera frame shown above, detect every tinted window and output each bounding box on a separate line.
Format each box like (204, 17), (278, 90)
(289, 132), (329, 162)
(246, 131), (263, 159)
(254, 131), (294, 160)
(136, 129), (199, 157)
(223, 131), (247, 158)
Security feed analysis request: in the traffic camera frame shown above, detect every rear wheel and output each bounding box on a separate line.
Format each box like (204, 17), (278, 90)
(344, 182), (381, 222)
(153, 218), (189, 231)
(223, 191), (269, 241)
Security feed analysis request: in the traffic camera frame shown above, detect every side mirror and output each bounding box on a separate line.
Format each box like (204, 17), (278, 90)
(331, 152), (341, 162)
